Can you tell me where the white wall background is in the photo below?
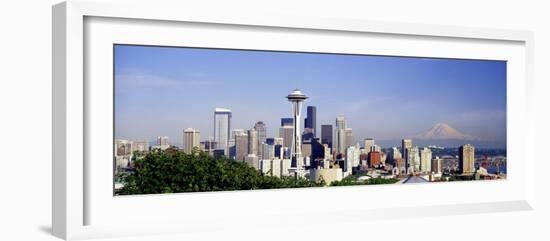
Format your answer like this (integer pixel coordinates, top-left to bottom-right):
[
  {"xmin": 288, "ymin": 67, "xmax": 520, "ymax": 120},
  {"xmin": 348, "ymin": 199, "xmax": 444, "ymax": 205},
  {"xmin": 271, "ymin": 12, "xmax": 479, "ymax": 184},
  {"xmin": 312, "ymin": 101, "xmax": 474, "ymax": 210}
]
[{"xmin": 0, "ymin": 0, "xmax": 548, "ymax": 240}]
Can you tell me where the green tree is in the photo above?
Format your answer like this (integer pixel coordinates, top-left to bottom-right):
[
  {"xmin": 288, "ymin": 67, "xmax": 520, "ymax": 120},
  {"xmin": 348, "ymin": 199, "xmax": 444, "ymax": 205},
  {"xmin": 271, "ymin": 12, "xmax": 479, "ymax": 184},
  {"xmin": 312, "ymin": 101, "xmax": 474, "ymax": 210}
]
[{"xmin": 117, "ymin": 149, "xmax": 323, "ymax": 195}]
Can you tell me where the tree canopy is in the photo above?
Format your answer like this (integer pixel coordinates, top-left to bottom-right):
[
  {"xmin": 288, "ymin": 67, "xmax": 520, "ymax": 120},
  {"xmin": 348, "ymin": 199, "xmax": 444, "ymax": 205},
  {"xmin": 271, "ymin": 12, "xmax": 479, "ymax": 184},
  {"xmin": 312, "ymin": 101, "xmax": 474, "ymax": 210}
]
[{"xmin": 117, "ymin": 149, "xmax": 323, "ymax": 195}]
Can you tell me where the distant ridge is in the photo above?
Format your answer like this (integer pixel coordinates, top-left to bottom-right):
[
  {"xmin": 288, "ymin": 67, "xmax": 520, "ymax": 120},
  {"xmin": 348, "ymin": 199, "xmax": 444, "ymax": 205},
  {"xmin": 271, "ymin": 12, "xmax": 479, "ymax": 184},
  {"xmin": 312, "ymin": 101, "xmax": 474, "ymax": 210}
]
[{"xmin": 413, "ymin": 123, "xmax": 481, "ymax": 141}]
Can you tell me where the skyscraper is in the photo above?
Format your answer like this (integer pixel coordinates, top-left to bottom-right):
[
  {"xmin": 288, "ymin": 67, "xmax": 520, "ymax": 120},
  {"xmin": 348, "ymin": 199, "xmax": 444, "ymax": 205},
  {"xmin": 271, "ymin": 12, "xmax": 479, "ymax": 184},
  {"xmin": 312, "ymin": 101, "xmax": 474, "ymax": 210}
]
[
  {"xmin": 235, "ymin": 132, "xmax": 248, "ymax": 161},
  {"xmin": 407, "ymin": 146, "xmax": 420, "ymax": 173},
  {"xmin": 302, "ymin": 128, "xmax": 314, "ymax": 142},
  {"xmin": 245, "ymin": 154, "xmax": 259, "ymax": 170},
  {"xmin": 200, "ymin": 139, "xmax": 216, "ymax": 156},
  {"xmin": 321, "ymin": 124, "xmax": 333, "ymax": 148},
  {"xmin": 286, "ymin": 89, "xmax": 308, "ymax": 169},
  {"xmin": 387, "ymin": 147, "xmax": 402, "ymax": 166},
  {"xmin": 261, "ymin": 143, "xmax": 275, "ymax": 160},
  {"xmin": 254, "ymin": 121, "xmax": 267, "ymax": 157},
  {"xmin": 301, "ymin": 141, "xmax": 312, "ymax": 158},
  {"xmin": 279, "ymin": 125, "xmax": 294, "ymax": 151},
  {"xmin": 459, "ymin": 144, "xmax": 475, "ymax": 174},
  {"xmin": 228, "ymin": 129, "xmax": 245, "ymax": 159},
  {"xmin": 309, "ymin": 138, "xmax": 325, "ymax": 162},
  {"xmin": 115, "ymin": 139, "xmax": 133, "ymax": 156},
  {"xmin": 247, "ymin": 128, "xmax": 258, "ymax": 156},
  {"xmin": 214, "ymin": 108, "xmax": 231, "ymax": 156},
  {"xmin": 336, "ymin": 116, "xmax": 346, "ymax": 128},
  {"xmin": 265, "ymin": 138, "xmax": 275, "ymax": 145},
  {"xmin": 304, "ymin": 106, "xmax": 316, "ymax": 136},
  {"xmin": 115, "ymin": 139, "xmax": 133, "ymax": 172},
  {"xmin": 183, "ymin": 128, "xmax": 200, "ymax": 154},
  {"xmin": 335, "ymin": 116, "xmax": 347, "ymax": 155},
  {"xmin": 402, "ymin": 139, "xmax": 412, "ymax": 166},
  {"xmin": 345, "ymin": 128, "xmax": 354, "ymax": 150},
  {"xmin": 364, "ymin": 138, "xmax": 375, "ymax": 152},
  {"xmin": 368, "ymin": 151, "xmax": 381, "ymax": 168},
  {"xmin": 419, "ymin": 147, "xmax": 432, "ymax": 173},
  {"xmin": 274, "ymin": 144, "xmax": 284, "ymax": 159},
  {"xmin": 344, "ymin": 145, "xmax": 360, "ymax": 176},
  {"xmin": 432, "ymin": 156, "xmax": 443, "ymax": 174},
  {"xmin": 229, "ymin": 129, "xmax": 245, "ymax": 148},
  {"xmin": 158, "ymin": 136, "xmax": 168, "ymax": 146},
  {"xmin": 157, "ymin": 136, "xmax": 170, "ymax": 150},
  {"xmin": 323, "ymin": 144, "xmax": 332, "ymax": 162},
  {"xmin": 281, "ymin": 117, "xmax": 294, "ymax": 127},
  {"xmin": 132, "ymin": 140, "xmax": 149, "ymax": 152},
  {"xmin": 273, "ymin": 137, "xmax": 284, "ymax": 146}
]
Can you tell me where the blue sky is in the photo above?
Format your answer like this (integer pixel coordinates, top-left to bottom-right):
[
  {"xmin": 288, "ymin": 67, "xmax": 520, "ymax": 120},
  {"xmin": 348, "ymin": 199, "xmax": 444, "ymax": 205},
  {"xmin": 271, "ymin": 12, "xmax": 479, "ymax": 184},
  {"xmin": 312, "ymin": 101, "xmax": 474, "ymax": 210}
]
[{"xmin": 114, "ymin": 45, "xmax": 506, "ymax": 146}]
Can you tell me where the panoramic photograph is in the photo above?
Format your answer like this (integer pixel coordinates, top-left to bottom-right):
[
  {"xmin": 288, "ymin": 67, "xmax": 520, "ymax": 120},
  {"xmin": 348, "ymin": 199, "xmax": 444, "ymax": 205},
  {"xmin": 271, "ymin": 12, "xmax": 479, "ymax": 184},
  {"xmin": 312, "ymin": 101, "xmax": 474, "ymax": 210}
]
[{"xmin": 113, "ymin": 44, "xmax": 507, "ymax": 195}]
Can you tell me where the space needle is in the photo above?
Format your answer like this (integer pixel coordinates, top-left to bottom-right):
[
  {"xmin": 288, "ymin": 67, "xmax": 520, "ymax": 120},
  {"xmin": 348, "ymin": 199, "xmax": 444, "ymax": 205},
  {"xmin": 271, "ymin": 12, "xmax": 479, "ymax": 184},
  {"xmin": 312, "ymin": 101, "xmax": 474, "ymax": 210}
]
[{"xmin": 286, "ymin": 89, "xmax": 308, "ymax": 174}]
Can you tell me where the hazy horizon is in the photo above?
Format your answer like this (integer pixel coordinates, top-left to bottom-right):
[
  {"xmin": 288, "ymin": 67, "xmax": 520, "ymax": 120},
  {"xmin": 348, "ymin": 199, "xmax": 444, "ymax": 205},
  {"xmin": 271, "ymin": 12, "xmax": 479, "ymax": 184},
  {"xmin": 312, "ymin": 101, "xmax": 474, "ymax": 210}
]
[{"xmin": 114, "ymin": 45, "xmax": 507, "ymax": 148}]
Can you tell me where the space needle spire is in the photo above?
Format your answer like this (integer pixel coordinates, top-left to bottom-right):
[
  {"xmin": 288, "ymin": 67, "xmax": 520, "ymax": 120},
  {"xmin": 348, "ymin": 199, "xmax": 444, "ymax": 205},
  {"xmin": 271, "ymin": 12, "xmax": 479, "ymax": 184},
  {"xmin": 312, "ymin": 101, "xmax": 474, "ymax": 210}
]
[{"xmin": 286, "ymin": 89, "xmax": 308, "ymax": 171}]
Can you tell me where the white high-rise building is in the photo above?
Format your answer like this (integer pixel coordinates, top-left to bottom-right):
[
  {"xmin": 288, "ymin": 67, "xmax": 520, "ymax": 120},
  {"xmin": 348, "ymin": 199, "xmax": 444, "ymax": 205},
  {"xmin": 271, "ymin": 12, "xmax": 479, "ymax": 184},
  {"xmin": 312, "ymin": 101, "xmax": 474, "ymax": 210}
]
[
  {"xmin": 380, "ymin": 152, "xmax": 387, "ymax": 165},
  {"xmin": 115, "ymin": 139, "xmax": 133, "ymax": 157},
  {"xmin": 154, "ymin": 136, "xmax": 170, "ymax": 150},
  {"xmin": 274, "ymin": 137, "xmax": 284, "ymax": 146},
  {"xmin": 271, "ymin": 159, "xmax": 282, "ymax": 177},
  {"xmin": 345, "ymin": 144, "xmax": 361, "ymax": 176},
  {"xmin": 336, "ymin": 116, "xmax": 346, "ymax": 129},
  {"xmin": 364, "ymin": 138, "xmax": 375, "ymax": 153},
  {"xmin": 133, "ymin": 140, "xmax": 149, "ymax": 152},
  {"xmin": 261, "ymin": 143, "xmax": 275, "ymax": 160},
  {"xmin": 114, "ymin": 139, "xmax": 133, "ymax": 172},
  {"xmin": 344, "ymin": 128, "xmax": 354, "ymax": 150},
  {"xmin": 280, "ymin": 158, "xmax": 292, "ymax": 176},
  {"xmin": 390, "ymin": 147, "xmax": 402, "ymax": 158},
  {"xmin": 459, "ymin": 144, "xmax": 475, "ymax": 174},
  {"xmin": 254, "ymin": 121, "xmax": 267, "ymax": 157},
  {"xmin": 335, "ymin": 116, "xmax": 347, "ymax": 155},
  {"xmin": 388, "ymin": 147, "xmax": 402, "ymax": 165},
  {"xmin": 407, "ymin": 146, "xmax": 420, "ymax": 174},
  {"xmin": 183, "ymin": 128, "xmax": 200, "ymax": 154},
  {"xmin": 432, "ymin": 156, "xmax": 443, "ymax": 174},
  {"xmin": 247, "ymin": 128, "xmax": 258, "ymax": 156},
  {"xmin": 259, "ymin": 158, "xmax": 286, "ymax": 177},
  {"xmin": 214, "ymin": 108, "xmax": 232, "ymax": 156},
  {"xmin": 260, "ymin": 159, "xmax": 272, "ymax": 175},
  {"xmin": 245, "ymin": 154, "xmax": 259, "ymax": 170},
  {"xmin": 420, "ymin": 147, "xmax": 432, "ymax": 173},
  {"xmin": 323, "ymin": 144, "xmax": 332, "ymax": 162}
]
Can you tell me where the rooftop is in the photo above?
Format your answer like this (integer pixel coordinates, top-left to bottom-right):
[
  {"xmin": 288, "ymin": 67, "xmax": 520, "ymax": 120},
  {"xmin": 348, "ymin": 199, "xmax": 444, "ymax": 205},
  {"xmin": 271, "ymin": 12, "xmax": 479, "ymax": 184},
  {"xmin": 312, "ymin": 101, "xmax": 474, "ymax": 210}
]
[{"xmin": 214, "ymin": 107, "xmax": 232, "ymax": 113}]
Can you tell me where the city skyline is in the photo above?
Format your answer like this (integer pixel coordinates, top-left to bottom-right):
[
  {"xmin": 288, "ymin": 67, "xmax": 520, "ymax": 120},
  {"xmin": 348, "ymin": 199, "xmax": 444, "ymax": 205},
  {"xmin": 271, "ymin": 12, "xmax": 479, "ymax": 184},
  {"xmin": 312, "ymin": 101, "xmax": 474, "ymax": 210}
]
[{"xmin": 114, "ymin": 45, "xmax": 506, "ymax": 148}]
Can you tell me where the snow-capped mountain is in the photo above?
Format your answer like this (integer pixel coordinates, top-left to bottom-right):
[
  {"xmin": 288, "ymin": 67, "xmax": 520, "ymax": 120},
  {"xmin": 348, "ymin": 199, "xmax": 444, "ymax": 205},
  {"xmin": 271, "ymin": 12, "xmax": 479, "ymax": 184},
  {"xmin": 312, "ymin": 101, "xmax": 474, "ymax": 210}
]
[{"xmin": 413, "ymin": 123, "xmax": 481, "ymax": 141}]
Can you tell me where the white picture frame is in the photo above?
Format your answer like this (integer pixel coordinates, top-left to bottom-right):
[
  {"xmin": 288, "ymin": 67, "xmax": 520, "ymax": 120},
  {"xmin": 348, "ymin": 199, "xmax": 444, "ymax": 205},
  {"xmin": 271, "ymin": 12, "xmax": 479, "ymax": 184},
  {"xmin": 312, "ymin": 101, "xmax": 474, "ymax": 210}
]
[{"xmin": 52, "ymin": 0, "xmax": 535, "ymax": 240}]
